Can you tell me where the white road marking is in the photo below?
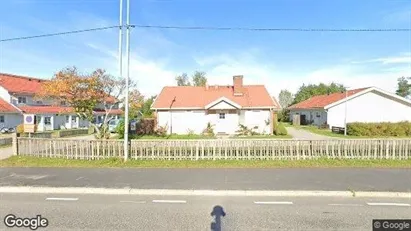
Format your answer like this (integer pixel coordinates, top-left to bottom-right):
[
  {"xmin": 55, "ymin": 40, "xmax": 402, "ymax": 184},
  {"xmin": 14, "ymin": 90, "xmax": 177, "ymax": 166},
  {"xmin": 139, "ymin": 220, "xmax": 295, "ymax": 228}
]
[
  {"xmin": 46, "ymin": 197, "xmax": 78, "ymax": 201},
  {"xmin": 367, "ymin": 202, "xmax": 410, "ymax": 207},
  {"xmin": 120, "ymin": 200, "xmax": 146, "ymax": 204},
  {"xmin": 254, "ymin": 201, "xmax": 293, "ymax": 205},
  {"xmin": 328, "ymin": 204, "xmax": 363, "ymax": 206},
  {"xmin": 75, "ymin": 177, "xmax": 84, "ymax": 181},
  {"xmin": 152, "ymin": 200, "xmax": 187, "ymax": 204}
]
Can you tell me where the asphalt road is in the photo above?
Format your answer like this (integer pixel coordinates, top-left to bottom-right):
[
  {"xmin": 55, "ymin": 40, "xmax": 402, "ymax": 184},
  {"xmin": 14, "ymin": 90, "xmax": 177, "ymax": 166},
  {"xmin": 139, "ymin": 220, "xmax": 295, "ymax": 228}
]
[
  {"xmin": 0, "ymin": 193, "xmax": 410, "ymax": 230},
  {"xmin": 0, "ymin": 167, "xmax": 410, "ymax": 192}
]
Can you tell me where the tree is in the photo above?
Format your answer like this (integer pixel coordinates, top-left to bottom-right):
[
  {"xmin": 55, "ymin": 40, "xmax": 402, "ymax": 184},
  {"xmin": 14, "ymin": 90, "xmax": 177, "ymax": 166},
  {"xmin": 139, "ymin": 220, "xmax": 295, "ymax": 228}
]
[
  {"xmin": 175, "ymin": 71, "xmax": 208, "ymax": 86},
  {"xmin": 175, "ymin": 73, "xmax": 191, "ymax": 86},
  {"xmin": 191, "ymin": 71, "xmax": 207, "ymax": 86},
  {"xmin": 293, "ymin": 82, "xmax": 346, "ymax": 104},
  {"xmin": 36, "ymin": 66, "xmax": 134, "ymax": 139},
  {"xmin": 141, "ymin": 95, "xmax": 156, "ymax": 117},
  {"xmin": 278, "ymin": 90, "xmax": 293, "ymax": 109},
  {"xmin": 396, "ymin": 77, "xmax": 411, "ymax": 98},
  {"xmin": 128, "ymin": 89, "xmax": 144, "ymax": 119}
]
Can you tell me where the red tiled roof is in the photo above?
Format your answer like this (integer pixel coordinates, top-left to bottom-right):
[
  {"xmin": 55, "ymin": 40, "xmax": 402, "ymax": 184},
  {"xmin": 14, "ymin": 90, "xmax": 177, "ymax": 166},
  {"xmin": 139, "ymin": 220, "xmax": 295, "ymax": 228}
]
[
  {"xmin": 18, "ymin": 105, "xmax": 74, "ymax": 114},
  {"xmin": 152, "ymin": 85, "xmax": 278, "ymax": 109},
  {"xmin": 93, "ymin": 109, "xmax": 123, "ymax": 115},
  {"xmin": 288, "ymin": 88, "xmax": 370, "ymax": 110},
  {"xmin": 0, "ymin": 73, "xmax": 118, "ymax": 104},
  {"xmin": 0, "ymin": 73, "xmax": 46, "ymax": 94},
  {"xmin": 0, "ymin": 98, "xmax": 20, "ymax": 113}
]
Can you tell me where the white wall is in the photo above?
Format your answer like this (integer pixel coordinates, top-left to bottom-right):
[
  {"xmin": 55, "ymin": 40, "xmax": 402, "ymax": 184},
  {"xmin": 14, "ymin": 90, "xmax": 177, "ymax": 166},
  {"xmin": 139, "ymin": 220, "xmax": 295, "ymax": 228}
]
[
  {"xmin": 157, "ymin": 109, "xmax": 272, "ymax": 135},
  {"xmin": 289, "ymin": 109, "xmax": 327, "ymax": 126},
  {"xmin": 157, "ymin": 110, "xmax": 207, "ymax": 134},
  {"xmin": 243, "ymin": 110, "xmax": 271, "ymax": 134},
  {"xmin": 0, "ymin": 114, "xmax": 23, "ymax": 129},
  {"xmin": 327, "ymin": 90, "xmax": 411, "ymax": 128},
  {"xmin": 0, "ymin": 86, "xmax": 11, "ymax": 102}
]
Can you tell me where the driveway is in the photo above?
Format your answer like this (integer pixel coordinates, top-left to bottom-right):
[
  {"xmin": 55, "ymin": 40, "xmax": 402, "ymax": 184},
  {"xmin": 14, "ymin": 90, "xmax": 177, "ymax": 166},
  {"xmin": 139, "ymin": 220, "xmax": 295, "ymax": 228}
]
[
  {"xmin": 0, "ymin": 146, "xmax": 12, "ymax": 160},
  {"xmin": 286, "ymin": 127, "xmax": 337, "ymax": 140}
]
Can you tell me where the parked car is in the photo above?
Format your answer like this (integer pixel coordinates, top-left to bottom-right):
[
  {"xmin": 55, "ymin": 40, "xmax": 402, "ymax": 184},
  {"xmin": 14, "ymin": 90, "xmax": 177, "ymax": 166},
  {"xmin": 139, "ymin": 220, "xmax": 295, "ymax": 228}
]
[{"xmin": 108, "ymin": 119, "xmax": 121, "ymax": 133}]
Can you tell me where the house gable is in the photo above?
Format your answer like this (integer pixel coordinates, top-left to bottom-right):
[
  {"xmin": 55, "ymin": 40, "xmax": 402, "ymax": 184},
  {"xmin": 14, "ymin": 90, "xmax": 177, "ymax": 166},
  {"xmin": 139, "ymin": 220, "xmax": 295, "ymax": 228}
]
[
  {"xmin": 205, "ymin": 97, "xmax": 242, "ymax": 110},
  {"xmin": 324, "ymin": 87, "xmax": 411, "ymax": 110}
]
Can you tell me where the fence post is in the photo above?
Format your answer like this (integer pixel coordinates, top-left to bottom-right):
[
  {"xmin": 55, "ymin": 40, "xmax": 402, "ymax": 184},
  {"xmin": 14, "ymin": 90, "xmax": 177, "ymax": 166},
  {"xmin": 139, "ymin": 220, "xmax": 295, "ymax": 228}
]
[{"xmin": 12, "ymin": 132, "xmax": 18, "ymax": 155}]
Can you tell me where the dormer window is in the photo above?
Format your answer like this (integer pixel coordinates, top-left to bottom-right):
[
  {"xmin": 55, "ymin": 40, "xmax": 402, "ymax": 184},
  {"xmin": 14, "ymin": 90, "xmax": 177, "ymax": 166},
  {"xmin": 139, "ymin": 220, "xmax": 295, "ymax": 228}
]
[{"xmin": 18, "ymin": 97, "xmax": 26, "ymax": 104}]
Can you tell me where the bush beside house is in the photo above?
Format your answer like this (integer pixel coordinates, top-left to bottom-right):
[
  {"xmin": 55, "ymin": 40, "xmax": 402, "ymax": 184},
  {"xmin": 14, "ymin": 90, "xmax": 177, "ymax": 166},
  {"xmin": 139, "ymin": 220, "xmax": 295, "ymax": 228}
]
[
  {"xmin": 347, "ymin": 122, "xmax": 411, "ymax": 137},
  {"xmin": 274, "ymin": 122, "xmax": 288, "ymax": 136}
]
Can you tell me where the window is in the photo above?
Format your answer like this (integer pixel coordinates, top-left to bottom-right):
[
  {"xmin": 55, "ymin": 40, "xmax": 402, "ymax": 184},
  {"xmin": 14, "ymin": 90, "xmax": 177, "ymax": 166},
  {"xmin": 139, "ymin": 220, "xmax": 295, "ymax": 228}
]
[
  {"xmin": 0, "ymin": 116, "xmax": 4, "ymax": 123},
  {"xmin": 18, "ymin": 97, "xmax": 26, "ymax": 104},
  {"xmin": 72, "ymin": 116, "xmax": 77, "ymax": 122},
  {"xmin": 61, "ymin": 101, "xmax": 66, "ymax": 106},
  {"xmin": 65, "ymin": 116, "xmax": 70, "ymax": 123},
  {"xmin": 219, "ymin": 113, "xmax": 225, "ymax": 119},
  {"xmin": 36, "ymin": 101, "xmax": 42, "ymax": 104},
  {"xmin": 44, "ymin": 117, "xmax": 51, "ymax": 125},
  {"xmin": 316, "ymin": 112, "xmax": 321, "ymax": 118}
]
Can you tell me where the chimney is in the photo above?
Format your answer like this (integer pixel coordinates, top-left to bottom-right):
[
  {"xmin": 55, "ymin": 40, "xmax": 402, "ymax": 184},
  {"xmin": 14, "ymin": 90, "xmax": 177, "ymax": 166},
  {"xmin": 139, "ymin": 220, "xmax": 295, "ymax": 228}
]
[{"xmin": 233, "ymin": 75, "xmax": 243, "ymax": 96}]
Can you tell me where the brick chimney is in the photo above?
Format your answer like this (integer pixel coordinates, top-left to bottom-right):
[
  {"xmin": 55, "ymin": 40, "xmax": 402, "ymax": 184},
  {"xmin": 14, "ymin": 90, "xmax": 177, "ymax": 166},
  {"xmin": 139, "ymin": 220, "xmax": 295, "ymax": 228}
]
[{"xmin": 233, "ymin": 75, "xmax": 243, "ymax": 96}]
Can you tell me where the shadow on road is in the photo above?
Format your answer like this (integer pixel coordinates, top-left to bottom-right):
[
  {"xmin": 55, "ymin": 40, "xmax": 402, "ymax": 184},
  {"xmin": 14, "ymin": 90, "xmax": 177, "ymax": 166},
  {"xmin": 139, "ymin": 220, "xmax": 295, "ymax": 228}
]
[{"xmin": 211, "ymin": 205, "xmax": 226, "ymax": 231}]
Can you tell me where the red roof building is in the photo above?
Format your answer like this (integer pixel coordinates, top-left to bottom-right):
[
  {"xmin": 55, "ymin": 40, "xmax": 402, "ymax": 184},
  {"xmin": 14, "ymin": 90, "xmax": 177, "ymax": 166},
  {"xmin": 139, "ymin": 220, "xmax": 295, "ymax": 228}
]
[
  {"xmin": 287, "ymin": 87, "xmax": 411, "ymax": 128},
  {"xmin": 152, "ymin": 75, "xmax": 280, "ymax": 135}
]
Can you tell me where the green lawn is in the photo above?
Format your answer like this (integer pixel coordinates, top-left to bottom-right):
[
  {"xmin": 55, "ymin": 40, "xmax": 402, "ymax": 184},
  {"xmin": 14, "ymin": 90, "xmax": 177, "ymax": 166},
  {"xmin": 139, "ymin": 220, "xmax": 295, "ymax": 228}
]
[{"xmin": 1, "ymin": 156, "xmax": 410, "ymax": 168}]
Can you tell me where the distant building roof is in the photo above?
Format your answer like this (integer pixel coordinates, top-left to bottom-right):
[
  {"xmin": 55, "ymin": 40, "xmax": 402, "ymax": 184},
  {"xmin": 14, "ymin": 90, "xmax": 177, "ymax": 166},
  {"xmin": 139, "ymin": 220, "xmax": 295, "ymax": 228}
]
[
  {"xmin": 288, "ymin": 88, "xmax": 370, "ymax": 110},
  {"xmin": 0, "ymin": 73, "xmax": 46, "ymax": 94}
]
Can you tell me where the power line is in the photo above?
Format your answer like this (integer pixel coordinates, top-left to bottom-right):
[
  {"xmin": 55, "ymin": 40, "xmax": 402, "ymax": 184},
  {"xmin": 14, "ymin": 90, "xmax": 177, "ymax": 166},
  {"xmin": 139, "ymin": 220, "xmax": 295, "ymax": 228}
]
[
  {"xmin": 2, "ymin": 24, "xmax": 411, "ymax": 42},
  {"xmin": 134, "ymin": 25, "xmax": 411, "ymax": 32},
  {"xmin": 0, "ymin": 25, "xmax": 121, "ymax": 42}
]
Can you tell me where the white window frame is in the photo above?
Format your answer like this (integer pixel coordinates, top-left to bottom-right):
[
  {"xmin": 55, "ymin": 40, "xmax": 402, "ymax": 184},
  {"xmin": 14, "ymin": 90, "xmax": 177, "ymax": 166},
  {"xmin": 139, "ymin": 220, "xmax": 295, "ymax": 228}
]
[
  {"xmin": 219, "ymin": 113, "xmax": 225, "ymax": 119},
  {"xmin": 44, "ymin": 117, "xmax": 52, "ymax": 125},
  {"xmin": 18, "ymin": 96, "xmax": 26, "ymax": 104}
]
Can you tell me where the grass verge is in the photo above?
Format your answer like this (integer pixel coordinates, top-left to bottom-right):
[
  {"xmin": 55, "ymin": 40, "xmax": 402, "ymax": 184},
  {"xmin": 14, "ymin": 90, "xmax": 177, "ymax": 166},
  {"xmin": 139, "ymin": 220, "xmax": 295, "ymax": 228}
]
[{"xmin": 1, "ymin": 156, "xmax": 410, "ymax": 168}]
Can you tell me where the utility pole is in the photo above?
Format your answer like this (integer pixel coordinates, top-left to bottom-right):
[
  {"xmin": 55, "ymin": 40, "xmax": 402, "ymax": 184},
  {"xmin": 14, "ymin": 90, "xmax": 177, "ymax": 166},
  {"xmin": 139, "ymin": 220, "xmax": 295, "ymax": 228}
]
[{"xmin": 123, "ymin": 0, "xmax": 131, "ymax": 161}]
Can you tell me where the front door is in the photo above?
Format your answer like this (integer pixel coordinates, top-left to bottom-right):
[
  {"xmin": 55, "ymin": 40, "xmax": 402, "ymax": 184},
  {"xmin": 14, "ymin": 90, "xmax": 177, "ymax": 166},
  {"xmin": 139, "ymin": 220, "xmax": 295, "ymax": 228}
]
[{"xmin": 215, "ymin": 110, "xmax": 227, "ymax": 134}]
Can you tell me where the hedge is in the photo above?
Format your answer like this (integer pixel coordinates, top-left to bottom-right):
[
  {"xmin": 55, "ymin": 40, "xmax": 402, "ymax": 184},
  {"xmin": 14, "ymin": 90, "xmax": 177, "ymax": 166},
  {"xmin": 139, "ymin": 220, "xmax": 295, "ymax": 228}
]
[
  {"xmin": 274, "ymin": 122, "xmax": 288, "ymax": 136},
  {"xmin": 347, "ymin": 122, "xmax": 411, "ymax": 137}
]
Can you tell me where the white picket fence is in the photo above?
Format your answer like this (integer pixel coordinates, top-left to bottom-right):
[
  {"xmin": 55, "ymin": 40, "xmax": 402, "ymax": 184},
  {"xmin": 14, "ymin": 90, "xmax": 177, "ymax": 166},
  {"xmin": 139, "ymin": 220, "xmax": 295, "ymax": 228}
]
[{"xmin": 16, "ymin": 137, "xmax": 411, "ymax": 160}]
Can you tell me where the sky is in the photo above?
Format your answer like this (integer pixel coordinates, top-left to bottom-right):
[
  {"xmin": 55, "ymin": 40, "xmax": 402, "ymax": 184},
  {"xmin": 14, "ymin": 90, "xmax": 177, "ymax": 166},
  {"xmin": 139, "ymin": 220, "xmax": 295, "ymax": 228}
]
[{"xmin": 1, "ymin": 0, "xmax": 411, "ymax": 98}]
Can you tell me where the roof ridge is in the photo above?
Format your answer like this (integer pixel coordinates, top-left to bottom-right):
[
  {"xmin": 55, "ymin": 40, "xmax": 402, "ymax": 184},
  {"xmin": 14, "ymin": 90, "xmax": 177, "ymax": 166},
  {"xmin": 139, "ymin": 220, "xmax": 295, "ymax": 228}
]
[{"xmin": 0, "ymin": 72, "xmax": 46, "ymax": 81}]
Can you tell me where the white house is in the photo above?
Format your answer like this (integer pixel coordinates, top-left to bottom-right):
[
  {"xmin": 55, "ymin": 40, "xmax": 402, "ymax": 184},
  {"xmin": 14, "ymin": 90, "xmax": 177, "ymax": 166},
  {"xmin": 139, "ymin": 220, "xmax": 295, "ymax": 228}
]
[
  {"xmin": 151, "ymin": 75, "xmax": 281, "ymax": 135},
  {"xmin": 288, "ymin": 87, "xmax": 411, "ymax": 128},
  {"xmin": 0, "ymin": 73, "xmax": 123, "ymax": 132}
]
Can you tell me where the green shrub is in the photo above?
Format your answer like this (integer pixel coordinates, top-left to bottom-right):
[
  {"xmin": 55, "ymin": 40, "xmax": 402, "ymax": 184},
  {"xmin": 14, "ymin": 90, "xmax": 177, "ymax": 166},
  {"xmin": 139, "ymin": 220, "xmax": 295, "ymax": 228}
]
[
  {"xmin": 274, "ymin": 123, "xmax": 288, "ymax": 136},
  {"xmin": 116, "ymin": 120, "xmax": 125, "ymax": 139},
  {"xmin": 347, "ymin": 122, "xmax": 411, "ymax": 137}
]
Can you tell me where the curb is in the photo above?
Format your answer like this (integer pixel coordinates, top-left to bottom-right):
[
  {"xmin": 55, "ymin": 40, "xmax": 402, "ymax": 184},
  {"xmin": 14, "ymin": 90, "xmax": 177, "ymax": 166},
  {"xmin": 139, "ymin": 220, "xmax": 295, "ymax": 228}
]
[{"xmin": 0, "ymin": 187, "xmax": 410, "ymax": 198}]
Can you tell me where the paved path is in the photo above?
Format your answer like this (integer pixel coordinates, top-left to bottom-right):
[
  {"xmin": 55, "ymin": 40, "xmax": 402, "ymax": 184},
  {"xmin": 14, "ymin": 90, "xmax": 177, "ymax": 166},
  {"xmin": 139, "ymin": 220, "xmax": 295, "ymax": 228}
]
[
  {"xmin": 286, "ymin": 127, "xmax": 337, "ymax": 140},
  {"xmin": 0, "ymin": 146, "xmax": 12, "ymax": 160},
  {"xmin": 0, "ymin": 168, "xmax": 410, "ymax": 192},
  {"xmin": 1, "ymin": 194, "xmax": 410, "ymax": 230}
]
